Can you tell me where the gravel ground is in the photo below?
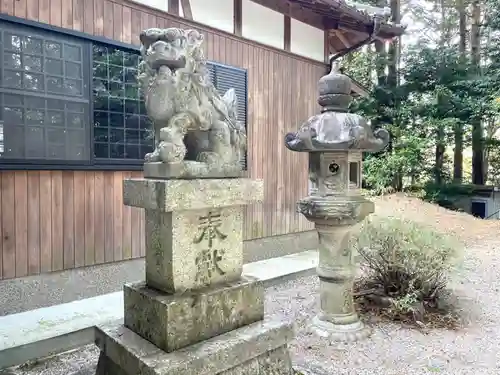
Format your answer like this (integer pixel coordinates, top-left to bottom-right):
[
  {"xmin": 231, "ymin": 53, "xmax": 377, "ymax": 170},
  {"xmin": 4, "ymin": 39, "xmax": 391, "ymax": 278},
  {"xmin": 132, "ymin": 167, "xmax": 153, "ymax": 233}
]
[
  {"xmin": 275, "ymin": 241, "xmax": 500, "ymax": 375},
  {"xmin": 3, "ymin": 239, "xmax": 500, "ymax": 374}
]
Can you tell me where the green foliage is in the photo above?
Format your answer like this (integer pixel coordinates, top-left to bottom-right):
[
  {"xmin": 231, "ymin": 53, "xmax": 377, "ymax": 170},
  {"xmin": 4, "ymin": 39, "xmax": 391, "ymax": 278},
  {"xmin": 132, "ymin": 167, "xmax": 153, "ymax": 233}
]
[
  {"xmin": 352, "ymin": 216, "xmax": 462, "ymax": 325},
  {"xmin": 487, "ymin": 140, "xmax": 500, "ymax": 185},
  {"xmin": 352, "ymin": 38, "xmax": 500, "ymax": 194},
  {"xmin": 340, "ymin": 48, "xmax": 375, "ymax": 91},
  {"xmin": 339, "ymin": 0, "xmax": 500, "ymax": 196},
  {"xmin": 363, "ymin": 133, "xmax": 433, "ymax": 194},
  {"xmin": 422, "ymin": 182, "xmax": 475, "ymax": 210}
]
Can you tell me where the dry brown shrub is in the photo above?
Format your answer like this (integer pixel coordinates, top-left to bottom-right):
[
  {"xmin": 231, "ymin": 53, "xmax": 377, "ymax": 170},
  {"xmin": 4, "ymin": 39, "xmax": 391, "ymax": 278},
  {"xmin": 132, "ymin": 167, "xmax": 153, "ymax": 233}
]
[{"xmin": 351, "ymin": 215, "xmax": 463, "ymax": 330}]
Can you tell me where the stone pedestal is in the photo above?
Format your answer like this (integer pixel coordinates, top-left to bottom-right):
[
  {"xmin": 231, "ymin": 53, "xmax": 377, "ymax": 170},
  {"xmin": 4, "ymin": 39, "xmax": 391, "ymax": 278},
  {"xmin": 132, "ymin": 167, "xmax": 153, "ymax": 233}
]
[
  {"xmin": 95, "ymin": 177, "xmax": 295, "ymax": 375},
  {"xmin": 95, "ymin": 319, "xmax": 293, "ymax": 375},
  {"xmin": 144, "ymin": 161, "xmax": 245, "ymax": 180},
  {"xmin": 122, "ymin": 178, "xmax": 262, "ymax": 293}
]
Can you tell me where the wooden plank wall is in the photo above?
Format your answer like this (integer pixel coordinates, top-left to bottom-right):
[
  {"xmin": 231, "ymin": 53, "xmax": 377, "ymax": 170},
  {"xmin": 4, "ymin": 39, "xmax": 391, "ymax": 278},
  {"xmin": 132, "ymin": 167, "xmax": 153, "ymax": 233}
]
[
  {"xmin": 0, "ymin": 171, "xmax": 145, "ymax": 279},
  {"xmin": 0, "ymin": 0, "xmax": 324, "ymax": 279}
]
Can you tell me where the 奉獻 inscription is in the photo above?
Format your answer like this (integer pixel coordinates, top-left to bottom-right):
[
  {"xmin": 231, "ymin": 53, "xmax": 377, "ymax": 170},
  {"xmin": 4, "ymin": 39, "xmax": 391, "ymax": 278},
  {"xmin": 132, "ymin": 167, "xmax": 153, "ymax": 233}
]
[
  {"xmin": 193, "ymin": 211, "xmax": 228, "ymax": 285},
  {"xmin": 194, "ymin": 211, "xmax": 228, "ymax": 246}
]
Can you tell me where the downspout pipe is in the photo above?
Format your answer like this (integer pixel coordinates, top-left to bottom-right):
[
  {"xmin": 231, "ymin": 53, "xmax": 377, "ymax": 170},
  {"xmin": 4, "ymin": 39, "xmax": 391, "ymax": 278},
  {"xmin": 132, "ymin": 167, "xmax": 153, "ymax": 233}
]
[{"xmin": 328, "ymin": 14, "xmax": 384, "ymax": 71}]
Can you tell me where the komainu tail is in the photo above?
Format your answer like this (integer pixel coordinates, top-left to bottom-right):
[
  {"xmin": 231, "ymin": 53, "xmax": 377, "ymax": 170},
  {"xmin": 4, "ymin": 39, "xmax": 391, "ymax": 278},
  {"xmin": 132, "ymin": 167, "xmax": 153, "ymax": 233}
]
[{"xmin": 221, "ymin": 88, "xmax": 238, "ymax": 121}]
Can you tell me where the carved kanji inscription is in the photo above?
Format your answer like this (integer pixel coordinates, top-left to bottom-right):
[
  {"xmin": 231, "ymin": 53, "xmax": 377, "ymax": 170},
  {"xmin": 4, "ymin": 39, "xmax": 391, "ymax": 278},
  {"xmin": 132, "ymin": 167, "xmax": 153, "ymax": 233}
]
[{"xmin": 193, "ymin": 211, "xmax": 228, "ymax": 285}]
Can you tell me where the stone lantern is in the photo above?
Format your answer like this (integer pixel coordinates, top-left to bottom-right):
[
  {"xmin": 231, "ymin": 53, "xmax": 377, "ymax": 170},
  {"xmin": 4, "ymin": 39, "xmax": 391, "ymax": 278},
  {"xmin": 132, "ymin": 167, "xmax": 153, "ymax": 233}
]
[{"xmin": 284, "ymin": 65, "xmax": 389, "ymax": 342}]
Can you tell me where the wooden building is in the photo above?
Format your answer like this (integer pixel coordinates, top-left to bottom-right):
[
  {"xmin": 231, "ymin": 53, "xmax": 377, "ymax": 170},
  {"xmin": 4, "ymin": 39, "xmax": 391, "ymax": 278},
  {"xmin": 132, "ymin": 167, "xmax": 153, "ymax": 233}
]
[{"xmin": 0, "ymin": 0, "xmax": 403, "ymax": 281}]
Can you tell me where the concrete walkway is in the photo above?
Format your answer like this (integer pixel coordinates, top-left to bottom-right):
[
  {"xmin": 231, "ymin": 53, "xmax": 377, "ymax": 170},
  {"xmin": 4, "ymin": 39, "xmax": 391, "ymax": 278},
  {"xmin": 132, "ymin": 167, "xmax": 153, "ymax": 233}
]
[{"xmin": 0, "ymin": 250, "xmax": 318, "ymax": 370}]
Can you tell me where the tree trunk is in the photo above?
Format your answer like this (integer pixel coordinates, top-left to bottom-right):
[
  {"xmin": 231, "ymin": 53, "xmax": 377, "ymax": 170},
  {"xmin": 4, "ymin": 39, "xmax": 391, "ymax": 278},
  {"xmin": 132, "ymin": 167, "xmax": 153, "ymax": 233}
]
[
  {"xmin": 435, "ymin": 125, "xmax": 446, "ymax": 185},
  {"xmin": 387, "ymin": 0, "xmax": 401, "ymax": 190},
  {"xmin": 434, "ymin": 0, "xmax": 447, "ymax": 184},
  {"xmin": 483, "ymin": 24, "xmax": 495, "ymax": 184},
  {"xmin": 387, "ymin": 0, "xmax": 400, "ymax": 88},
  {"xmin": 374, "ymin": 43, "xmax": 386, "ymax": 87},
  {"xmin": 363, "ymin": 44, "xmax": 375, "ymax": 90},
  {"xmin": 484, "ymin": 145, "xmax": 490, "ymax": 184},
  {"xmin": 453, "ymin": 0, "xmax": 467, "ymax": 183},
  {"xmin": 471, "ymin": 0, "xmax": 484, "ymax": 185},
  {"xmin": 483, "ymin": 118, "xmax": 498, "ymax": 183},
  {"xmin": 375, "ymin": 0, "xmax": 387, "ymax": 88}
]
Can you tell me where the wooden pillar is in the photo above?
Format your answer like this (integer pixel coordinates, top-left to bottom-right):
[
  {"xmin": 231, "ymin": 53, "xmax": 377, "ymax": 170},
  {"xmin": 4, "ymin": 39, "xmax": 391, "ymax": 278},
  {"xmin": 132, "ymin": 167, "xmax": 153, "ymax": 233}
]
[
  {"xmin": 180, "ymin": 0, "xmax": 193, "ymax": 19},
  {"xmin": 284, "ymin": 15, "xmax": 291, "ymax": 51},
  {"xmin": 168, "ymin": 0, "xmax": 179, "ymax": 15},
  {"xmin": 234, "ymin": 0, "xmax": 242, "ymax": 36},
  {"xmin": 324, "ymin": 30, "xmax": 330, "ymax": 65}
]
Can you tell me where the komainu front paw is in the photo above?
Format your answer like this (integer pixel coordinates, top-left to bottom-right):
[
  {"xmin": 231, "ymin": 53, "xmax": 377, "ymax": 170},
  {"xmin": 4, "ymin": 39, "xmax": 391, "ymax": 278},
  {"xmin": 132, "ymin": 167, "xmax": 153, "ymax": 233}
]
[
  {"xmin": 158, "ymin": 141, "xmax": 186, "ymax": 162},
  {"xmin": 145, "ymin": 151, "xmax": 160, "ymax": 162}
]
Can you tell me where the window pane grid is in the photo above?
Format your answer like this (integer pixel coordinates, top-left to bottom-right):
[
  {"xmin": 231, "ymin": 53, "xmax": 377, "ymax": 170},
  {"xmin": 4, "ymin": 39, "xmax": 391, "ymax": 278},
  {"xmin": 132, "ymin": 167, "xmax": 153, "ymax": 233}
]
[
  {"xmin": 92, "ymin": 43, "xmax": 153, "ymax": 161},
  {"xmin": 1, "ymin": 32, "xmax": 84, "ymax": 98},
  {"xmin": 0, "ymin": 93, "xmax": 87, "ymax": 159},
  {"xmin": 0, "ymin": 21, "xmax": 247, "ymax": 167},
  {"xmin": 0, "ymin": 22, "xmax": 89, "ymax": 162}
]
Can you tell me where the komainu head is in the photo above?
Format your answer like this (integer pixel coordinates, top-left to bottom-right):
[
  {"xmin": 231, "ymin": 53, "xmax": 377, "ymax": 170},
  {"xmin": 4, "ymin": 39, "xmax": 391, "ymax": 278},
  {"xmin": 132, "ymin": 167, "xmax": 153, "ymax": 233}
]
[{"xmin": 139, "ymin": 28, "xmax": 204, "ymax": 72}]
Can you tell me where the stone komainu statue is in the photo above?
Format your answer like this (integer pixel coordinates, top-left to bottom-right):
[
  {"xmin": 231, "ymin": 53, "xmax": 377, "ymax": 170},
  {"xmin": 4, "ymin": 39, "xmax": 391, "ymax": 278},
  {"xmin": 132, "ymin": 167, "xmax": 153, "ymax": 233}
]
[{"xmin": 138, "ymin": 28, "xmax": 246, "ymax": 173}]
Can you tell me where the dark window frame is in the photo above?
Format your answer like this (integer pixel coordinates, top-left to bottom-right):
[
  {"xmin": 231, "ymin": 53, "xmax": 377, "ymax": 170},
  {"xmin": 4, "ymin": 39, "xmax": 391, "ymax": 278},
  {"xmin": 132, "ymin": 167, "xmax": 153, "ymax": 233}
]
[{"xmin": 0, "ymin": 13, "xmax": 249, "ymax": 171}]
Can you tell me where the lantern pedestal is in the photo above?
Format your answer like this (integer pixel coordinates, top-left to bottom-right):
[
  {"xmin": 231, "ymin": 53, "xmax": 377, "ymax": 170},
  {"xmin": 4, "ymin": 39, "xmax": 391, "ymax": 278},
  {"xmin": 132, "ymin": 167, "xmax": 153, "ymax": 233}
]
[
  {"xmin": 298, "ymin": 194, "xmax": 374, "ymax": 342},
  {"xmin": 311, "ymin": 316, "xmax": 370, "ymax": 342}
]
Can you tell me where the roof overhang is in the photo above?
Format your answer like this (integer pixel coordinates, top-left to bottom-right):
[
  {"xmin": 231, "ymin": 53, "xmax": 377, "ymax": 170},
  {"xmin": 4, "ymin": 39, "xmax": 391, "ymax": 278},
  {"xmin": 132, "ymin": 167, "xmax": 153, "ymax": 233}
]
[{"xmin": 287, "ymin": 0, "xmax": 406, "ymax": 55}]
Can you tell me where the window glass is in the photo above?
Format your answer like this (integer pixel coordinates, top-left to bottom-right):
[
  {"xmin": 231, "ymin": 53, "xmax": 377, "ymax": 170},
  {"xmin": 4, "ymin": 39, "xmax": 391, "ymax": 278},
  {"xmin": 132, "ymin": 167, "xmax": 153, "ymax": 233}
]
[
  {"xmin": 212, "ymin": 64, "xmax": 248, "ymax": 126},
  {"xmin": 0, "ymin": 21, "xmax": 248, "ymax": 168},
  {"xmin": 92, "ymin": 44, "xmax": 154, "ymax": 160},
  {"xmin": 0, "ymin": 23, "xmax": 89, "ymax": 161},
  {"xmin": 212, "ymin": 64, "xmax": 248, "ymax": 170}
]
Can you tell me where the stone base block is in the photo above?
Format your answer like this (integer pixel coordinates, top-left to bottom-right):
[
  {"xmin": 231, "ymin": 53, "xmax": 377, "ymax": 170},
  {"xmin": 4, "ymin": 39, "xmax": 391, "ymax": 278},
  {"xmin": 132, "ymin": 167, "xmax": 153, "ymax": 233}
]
[
  {"xmin": 144, "ymin": 161, "xmax": 245, "ymax": 180},
  {"xmin": 123, "ymin": 178, "xmax": 263, "ymax": 212},
  {"xmin": 95, "ymin": 319, "xmax": 294, "ymax": 375},
  {"xmin": 124, "ymin": 277, "xmax": 264, "ymax": 352},
  {"xmin": 143, "ymin": 206, "xmax": 245, "ymax": 293},
  {"xmin": 310, "ymin": 315, "xmax": 371, "ymax": 343},
  {"xmin": 122, "ymin": 177, "xmax": 264, "ymax": 293}
]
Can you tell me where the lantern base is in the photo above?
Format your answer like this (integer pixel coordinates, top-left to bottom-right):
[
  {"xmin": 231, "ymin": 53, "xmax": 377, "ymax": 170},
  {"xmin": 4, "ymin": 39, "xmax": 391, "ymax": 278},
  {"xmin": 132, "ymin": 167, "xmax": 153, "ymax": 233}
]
[{"xmin": 310, "ymin": 315, "xmax": 372, "ymax": 342}]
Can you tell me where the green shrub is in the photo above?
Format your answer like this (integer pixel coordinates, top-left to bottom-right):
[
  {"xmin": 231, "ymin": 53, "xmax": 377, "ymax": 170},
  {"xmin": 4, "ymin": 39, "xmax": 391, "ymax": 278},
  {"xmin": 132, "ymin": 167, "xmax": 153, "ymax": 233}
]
[{"xmin": 351, "ymin": 216, "xmax": 463, "ymax": 327}]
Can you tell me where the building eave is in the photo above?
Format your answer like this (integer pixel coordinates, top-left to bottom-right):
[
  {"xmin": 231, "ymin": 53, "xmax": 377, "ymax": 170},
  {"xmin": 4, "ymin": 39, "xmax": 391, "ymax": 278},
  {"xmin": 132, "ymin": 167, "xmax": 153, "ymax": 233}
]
[
  {"xmin": 287, "ymin": 0, "xmax": 406, "ymax": 56},
  {"xmin": 288, "ymin": 0, "xmax": 405, "ymax": 36}
]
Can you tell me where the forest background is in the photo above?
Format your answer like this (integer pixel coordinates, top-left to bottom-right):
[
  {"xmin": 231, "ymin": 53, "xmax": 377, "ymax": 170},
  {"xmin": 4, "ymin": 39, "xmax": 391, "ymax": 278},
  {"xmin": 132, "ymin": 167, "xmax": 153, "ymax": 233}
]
[{"xmin": 345, "ymin": 0, "xmax": 500, "ymax": 207}]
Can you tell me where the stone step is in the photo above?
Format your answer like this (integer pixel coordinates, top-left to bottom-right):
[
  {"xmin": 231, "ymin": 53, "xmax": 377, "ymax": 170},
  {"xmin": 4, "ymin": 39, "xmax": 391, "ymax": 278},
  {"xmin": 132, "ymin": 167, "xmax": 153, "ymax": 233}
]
[{"xmin": 0, "ymin": 250, "xmax": 318, "ymax": 370}]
